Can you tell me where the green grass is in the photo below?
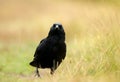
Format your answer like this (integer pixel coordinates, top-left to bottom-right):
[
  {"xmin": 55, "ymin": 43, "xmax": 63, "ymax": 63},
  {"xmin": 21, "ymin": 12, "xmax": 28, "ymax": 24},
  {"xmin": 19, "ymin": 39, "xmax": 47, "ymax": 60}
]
[{"xmin": 0, "ymin": 0, "xmax": 120, "ymax": 82}]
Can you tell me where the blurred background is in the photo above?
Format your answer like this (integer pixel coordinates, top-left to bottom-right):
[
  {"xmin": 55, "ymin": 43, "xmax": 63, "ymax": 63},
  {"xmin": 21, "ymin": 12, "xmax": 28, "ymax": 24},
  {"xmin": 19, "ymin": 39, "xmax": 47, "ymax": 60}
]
[{"xmin": 0, "ymin": 0, "xmax": 120, "ymax": 82}]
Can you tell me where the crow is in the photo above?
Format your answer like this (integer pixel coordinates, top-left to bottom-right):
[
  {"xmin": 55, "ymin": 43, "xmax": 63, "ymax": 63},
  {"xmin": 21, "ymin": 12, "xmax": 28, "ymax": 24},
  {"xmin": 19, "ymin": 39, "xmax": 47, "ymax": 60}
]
[{"xmin": 30, "ymin": 23, "xmax": 66, "ymax": 77}]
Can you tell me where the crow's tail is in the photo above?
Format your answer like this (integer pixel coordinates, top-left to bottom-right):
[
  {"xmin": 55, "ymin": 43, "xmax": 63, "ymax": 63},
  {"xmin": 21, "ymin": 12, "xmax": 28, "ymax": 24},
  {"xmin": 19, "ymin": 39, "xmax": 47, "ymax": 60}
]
[{"xmin": 29, "ymin": 61, "xmax": 38, "ymax": 67}]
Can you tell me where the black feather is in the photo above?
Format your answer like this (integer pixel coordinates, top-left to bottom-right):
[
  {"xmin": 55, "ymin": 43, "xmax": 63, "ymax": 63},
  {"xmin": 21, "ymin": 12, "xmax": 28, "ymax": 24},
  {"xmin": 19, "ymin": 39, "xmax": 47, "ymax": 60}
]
[{"xmin": 30, "ymin": 23, "xmax": 66, "ymax": 75}]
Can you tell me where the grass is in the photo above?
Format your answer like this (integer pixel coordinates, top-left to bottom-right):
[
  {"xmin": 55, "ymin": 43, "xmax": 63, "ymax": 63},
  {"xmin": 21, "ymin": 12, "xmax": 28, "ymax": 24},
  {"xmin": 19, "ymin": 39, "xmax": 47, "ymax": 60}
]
[{"xmin": 0, "ymin": 0, "xmax": 120, "ymax": 82}]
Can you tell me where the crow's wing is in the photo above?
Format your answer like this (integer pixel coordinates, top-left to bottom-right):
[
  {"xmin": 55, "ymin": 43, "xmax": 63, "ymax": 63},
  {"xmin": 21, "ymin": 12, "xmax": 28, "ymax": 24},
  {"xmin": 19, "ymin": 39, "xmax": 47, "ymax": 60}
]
[{"xmin": 34, "ymin": 38, "xmax": 47, "ymax": 57}]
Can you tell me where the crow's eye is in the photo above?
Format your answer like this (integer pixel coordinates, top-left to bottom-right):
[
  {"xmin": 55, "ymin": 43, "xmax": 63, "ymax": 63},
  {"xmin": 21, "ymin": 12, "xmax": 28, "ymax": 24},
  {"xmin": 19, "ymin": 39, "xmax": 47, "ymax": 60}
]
[
  {"xmin": 59, "ymin": 25, "xmax": 62, "ymax": 29},
  {"xmin": 53, "ymin": 24, "xmax": 56, "ymax": 27}
]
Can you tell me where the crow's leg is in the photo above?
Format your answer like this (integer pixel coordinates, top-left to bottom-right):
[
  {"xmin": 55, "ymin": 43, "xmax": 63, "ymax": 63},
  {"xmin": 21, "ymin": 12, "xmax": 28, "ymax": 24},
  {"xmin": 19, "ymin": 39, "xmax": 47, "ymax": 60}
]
[
  {"xmin": 35, "ymin": 67, "xmax": 40, "ymax": 77},
  {"xmin": 50, "ymin": 60, "xmax": 55, "ymax": 75},
  {"xmin": 50, "ymin": 67, "xmax": 55, "ymax": 75},
  {"xmin": 50, "ymin": 60, "xmax": 59, "ymax": 75}
]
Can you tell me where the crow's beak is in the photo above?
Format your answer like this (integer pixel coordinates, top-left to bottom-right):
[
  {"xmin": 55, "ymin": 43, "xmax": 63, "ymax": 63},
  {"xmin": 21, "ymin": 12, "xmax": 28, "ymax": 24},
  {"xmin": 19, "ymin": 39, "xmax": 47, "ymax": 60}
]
[{"xmin": 55, "ymin": 25, "xmax": 59, "ymax": 30}]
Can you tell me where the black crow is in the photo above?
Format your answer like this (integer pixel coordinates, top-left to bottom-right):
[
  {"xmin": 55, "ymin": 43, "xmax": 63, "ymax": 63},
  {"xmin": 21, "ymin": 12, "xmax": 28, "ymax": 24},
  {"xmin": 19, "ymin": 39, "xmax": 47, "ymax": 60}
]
[{"xmin": 30, "ymin": 23, "xmax": 66, "ymax": 77}]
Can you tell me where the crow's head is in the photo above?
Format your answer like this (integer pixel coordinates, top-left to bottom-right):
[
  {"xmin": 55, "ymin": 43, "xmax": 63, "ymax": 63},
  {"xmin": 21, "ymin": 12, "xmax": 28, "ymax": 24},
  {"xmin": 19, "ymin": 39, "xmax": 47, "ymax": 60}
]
[{"xmin": 48, "ymin": 23, "xmax": 65, "ymax": 37}]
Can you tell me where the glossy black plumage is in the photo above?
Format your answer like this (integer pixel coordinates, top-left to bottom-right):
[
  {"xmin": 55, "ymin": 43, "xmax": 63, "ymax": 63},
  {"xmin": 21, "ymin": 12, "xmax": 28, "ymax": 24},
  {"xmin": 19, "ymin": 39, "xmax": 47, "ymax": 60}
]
[{"xmin": 30, "ymin": 23, "xmax": 66, "ymax": 77}]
